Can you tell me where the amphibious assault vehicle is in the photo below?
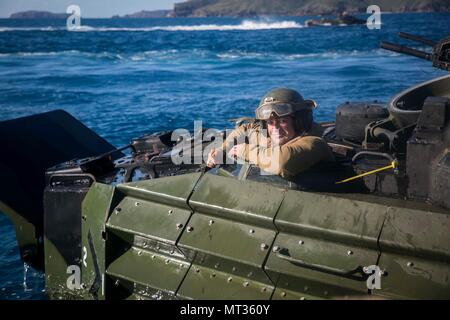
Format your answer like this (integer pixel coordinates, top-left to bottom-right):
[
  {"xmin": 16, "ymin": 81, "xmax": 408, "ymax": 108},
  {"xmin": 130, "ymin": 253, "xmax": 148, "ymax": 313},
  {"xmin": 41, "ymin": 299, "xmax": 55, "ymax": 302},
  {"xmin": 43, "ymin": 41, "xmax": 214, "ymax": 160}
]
[
  {"xmin": 304, "ymin": 13, "xmax": 366, "ymax": 27},
  {"xmin": 1, "ymin": 33, "xmax": 450, "ymax": 300}
]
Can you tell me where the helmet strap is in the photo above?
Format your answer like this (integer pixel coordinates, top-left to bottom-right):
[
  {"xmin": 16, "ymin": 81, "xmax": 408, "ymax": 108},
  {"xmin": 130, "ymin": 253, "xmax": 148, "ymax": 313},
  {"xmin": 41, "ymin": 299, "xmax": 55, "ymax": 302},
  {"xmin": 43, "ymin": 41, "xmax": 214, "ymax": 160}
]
[{"xmin": 295, "ymin": 111, "xmax": 313, "ymax": 135}]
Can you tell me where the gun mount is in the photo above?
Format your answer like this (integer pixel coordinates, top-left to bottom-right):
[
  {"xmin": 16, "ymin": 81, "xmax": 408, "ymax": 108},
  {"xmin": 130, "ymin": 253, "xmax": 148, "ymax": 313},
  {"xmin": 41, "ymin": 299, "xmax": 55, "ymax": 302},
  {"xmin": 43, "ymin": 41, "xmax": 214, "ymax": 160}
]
[{"xmin": 381, "ymin": 32, "xmax": 450, "ymax": 71}]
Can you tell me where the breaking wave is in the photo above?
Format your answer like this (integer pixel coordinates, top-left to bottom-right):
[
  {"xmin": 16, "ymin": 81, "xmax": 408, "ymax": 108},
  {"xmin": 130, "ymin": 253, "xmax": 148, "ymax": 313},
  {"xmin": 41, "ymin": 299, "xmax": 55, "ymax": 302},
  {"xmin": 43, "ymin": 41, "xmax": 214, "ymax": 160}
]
[
  {"xmin": 145, "ymin": 20, "xmax": 304, "ymax": 31},
  {"xmin": 0, "ymin": 20, "xmax": 303, "ymax": 32},
  {"xmin": 0, "ymin": 26, "xmax": 57, "ymax": 32}
]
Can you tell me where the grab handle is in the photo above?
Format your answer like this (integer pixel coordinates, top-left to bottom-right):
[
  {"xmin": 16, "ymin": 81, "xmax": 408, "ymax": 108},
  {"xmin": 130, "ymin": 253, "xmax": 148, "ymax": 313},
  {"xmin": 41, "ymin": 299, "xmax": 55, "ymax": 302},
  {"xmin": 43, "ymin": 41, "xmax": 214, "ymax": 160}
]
[{"xmin": 276, "ymin": 250, "xmax": 362, "ymax": 277}]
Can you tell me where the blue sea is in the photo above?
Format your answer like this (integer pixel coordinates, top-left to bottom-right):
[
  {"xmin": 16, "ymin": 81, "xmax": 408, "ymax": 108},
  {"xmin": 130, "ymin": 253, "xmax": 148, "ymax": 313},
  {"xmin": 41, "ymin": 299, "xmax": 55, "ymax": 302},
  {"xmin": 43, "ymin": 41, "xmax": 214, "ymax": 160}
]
[{"xmin": 0, "ymin": 12, "xmax": 449, "ymax": 300}]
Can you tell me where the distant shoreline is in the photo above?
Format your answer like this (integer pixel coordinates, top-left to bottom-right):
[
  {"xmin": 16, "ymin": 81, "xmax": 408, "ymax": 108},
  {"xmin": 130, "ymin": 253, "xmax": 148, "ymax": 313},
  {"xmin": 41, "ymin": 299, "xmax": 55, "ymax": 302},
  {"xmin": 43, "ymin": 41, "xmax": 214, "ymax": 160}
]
[
  {"xmin": 5, "ymin": 9, "xmax": 449, "ymax": 19},
  {"xmin": 8, "ymin": 10, "xmax": 173, "ymax": 19}
]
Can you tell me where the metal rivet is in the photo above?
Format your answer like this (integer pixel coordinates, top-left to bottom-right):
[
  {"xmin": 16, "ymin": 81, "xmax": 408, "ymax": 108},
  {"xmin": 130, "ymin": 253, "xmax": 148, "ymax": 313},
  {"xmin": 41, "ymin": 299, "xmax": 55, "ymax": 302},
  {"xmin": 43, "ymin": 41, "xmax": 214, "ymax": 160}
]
[
  {"xmin": 347, "ymin": 250, "xmax": 353, "ymax": 256},
  {"xmin": 380, "ymin": 270, "xmax": 386, "ymax": 276},
  {"xmin": 298, "ymin": 240, "xmax": 304, "ymax": 245},
  {"xmin": 249, "ymin": 229, "xmax": 255, "ymax": 234},
  {"xmin": 407, "ymin": 262, "xmax": 414, "ymax": 267},
  {"xmin": 81, "ymin": 283, "xmax": 87, "ymax": 289},
  {"xmin": 156, "ymin": 246, "xmax": 160, "ymax": 251},
  {"xmin": 260, "ymin": 243, "xmax": 268, "ymax": 250},
  {"xmin": 135, "ymin": 202, "xmax": 140, "ymax": 206},
  {"xmin": 82, "ymin": 216, "xmax": 86, "ymax": 221},
  {"xmin": 209, "ymin": 220, "xmax": 214, "ymax": 226},
  {"xmin": 179, "ymin": 264, "xmax": 184, "ymax": 268},
  {"xmin": 232, "ymin": 267, "xmax": 237, "ymax": 272},
  {"xmin": 281, "ymin": 292, "xmax": 286, "ymax": 297},
  {"xmin": 170, "ymin": 250, "xmax": 175, "ymax": 254},
  {"xmin": 114, "ymin": 280, "xmax": 120, "ymax": 287},
  {"xmin": 243, "ymin": 281, "xmax": 249, "ymax": 287},
  {"xmin": 165, "ymin": 259, "xmax": 170, "ymax": 264},
  {"xmin": 195, "ymin": 268, "xmax": 200, "ymax": 273},
  {"xmin": 151, "ymin": 255, "xmax": 155, "ymax": 259},
  {"xmin": 247, "ymin": 272, "xmax": 253, "ymax": 277},
  {"xmin": 261, "ymin": 287, "xmax": 267, "ymax": 292},
  {"xmin": 142, "ymin": 241, "xmax": 147, "ymax": 247},
  {"xmin": 168, "ymin": 209, "xmax": 173, "ymax": 214},
  {"xmin": 272, "ymin": 246, "xmax": 280, "ymax": 252},
  {"xmin": 187, "ymin": 226, "xmax": 194, "ymax": 232},
  {"xmin": 176, "ymin": 223, "xmax": 183, "ymax": 230},
  {"xmin": 115, "ymin": 207, "xmax": 121, "ymax": 214},
  {"xmin": 138, "ymin": 250, "xmax": 143, "ymax": 256},
  {"xmin": 215, "ymin": 263, "xmax": 220, "ymax": 269},
  {"xmin": 300, "ymin": 297, "xmax": 306, "ymax": 300},
  {"xmin": 227, "ymin": 277, "xmax": 233, "ymax": 283},
  {"xmin": 211, "ymin": 273, "xmax": 216, "ymax": 278}
]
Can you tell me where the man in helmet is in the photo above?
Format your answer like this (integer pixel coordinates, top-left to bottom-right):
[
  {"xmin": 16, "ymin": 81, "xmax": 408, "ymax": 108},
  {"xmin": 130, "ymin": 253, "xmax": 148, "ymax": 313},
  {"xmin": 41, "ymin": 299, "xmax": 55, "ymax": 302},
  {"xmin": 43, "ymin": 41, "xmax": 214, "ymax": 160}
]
[{"xmin": 207, "ymin": 88, "xmax": 335, "ymax": 179}]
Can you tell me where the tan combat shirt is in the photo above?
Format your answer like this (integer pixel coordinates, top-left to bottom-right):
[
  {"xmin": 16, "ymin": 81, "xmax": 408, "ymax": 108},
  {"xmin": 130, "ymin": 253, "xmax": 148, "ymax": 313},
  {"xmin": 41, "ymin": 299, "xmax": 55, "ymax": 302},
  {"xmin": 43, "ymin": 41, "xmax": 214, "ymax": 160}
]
[{"xmin": 220, "ymin": 122, "xmax": 335, "ymax": 179}]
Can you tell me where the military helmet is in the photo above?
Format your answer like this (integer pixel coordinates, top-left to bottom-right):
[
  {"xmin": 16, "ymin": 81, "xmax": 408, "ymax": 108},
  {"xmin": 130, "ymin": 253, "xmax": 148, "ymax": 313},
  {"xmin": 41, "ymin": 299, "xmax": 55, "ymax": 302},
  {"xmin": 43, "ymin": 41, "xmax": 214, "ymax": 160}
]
[{"xmin": 256, "ymin": 88, "xmax": 317, "ymax": 120}]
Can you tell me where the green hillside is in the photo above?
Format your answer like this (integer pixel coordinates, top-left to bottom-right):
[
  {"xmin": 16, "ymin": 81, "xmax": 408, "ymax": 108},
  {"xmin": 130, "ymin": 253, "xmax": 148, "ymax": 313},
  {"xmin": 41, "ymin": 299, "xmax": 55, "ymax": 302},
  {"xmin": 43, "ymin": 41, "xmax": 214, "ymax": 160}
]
[{"xmin": 173, "ymin": 0, "xmax": 450, "ymax": 17}]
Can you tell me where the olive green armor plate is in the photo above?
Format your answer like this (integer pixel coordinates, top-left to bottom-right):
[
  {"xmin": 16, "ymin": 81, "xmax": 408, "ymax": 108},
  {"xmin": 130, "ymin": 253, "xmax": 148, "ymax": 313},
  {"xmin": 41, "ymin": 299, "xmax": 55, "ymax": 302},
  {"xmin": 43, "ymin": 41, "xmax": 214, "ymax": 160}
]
[{"xmin": 53, "ymin": 172, "xmax": 450, "ymax": 300}]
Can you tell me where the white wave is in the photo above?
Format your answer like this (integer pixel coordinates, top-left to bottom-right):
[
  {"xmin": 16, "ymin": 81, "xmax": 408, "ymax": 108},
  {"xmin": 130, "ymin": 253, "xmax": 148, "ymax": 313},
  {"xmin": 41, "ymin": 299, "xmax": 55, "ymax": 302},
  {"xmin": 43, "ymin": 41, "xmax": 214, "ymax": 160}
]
[
  {"xmin": 0, "ymin": 51, "xmax": 64, "ymax": 57},
  {"xmin": 1, "ymin": 49, "xmax": 388, "ymax": 62},
  {"xmin": 129, "ymin": 49, "xmax": 181, "ymax": 61},
  {"xmin": 0, "ymin": 26, "xmax": 58, "ymax": 32},
  {"xmin": 67, "ymin": 25, "xmax": 96, "ymax": 32},
  {"xmin": 216, "ymin": 53, "xmax": 242, "ymax": 59},
  {"xmin": 152, "ymin": 20, "xmax": 303, "ymax": 31},
  {"xmin": 0, "ymin": 50, "xmax": 113, "ymax": 58},
  {"xmin": 0, "ymin": 20, "xmax": 303, "ymax": 32}
]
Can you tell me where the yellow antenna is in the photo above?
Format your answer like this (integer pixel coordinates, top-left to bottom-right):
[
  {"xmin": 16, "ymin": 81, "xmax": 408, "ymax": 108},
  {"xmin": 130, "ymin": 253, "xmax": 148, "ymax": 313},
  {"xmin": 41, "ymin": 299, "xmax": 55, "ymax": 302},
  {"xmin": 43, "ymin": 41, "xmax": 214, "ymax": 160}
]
[{"xmin": 336, "ymin": 161, "xmax": 397, "ymax": 184}]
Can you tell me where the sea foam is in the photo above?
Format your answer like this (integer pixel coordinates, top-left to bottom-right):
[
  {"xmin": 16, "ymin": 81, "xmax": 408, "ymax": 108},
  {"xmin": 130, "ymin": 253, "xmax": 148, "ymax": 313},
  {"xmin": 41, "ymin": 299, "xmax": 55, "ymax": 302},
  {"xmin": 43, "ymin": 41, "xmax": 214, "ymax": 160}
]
[{"xmin": 0, "ymin": 20, "xmax": 303, "ymax": 32}]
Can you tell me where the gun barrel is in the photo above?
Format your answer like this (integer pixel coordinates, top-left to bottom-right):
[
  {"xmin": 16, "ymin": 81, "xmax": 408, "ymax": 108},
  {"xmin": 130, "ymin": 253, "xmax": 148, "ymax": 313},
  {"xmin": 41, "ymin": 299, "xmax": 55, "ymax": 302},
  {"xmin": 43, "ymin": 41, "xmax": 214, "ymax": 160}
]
[
  {"xmin": 381, "ymin": 41, "xmax": 432, "ymax": 61},
  {"xmin": 398, "ymin": 32, "xmax": 436, "ymax": 47}
]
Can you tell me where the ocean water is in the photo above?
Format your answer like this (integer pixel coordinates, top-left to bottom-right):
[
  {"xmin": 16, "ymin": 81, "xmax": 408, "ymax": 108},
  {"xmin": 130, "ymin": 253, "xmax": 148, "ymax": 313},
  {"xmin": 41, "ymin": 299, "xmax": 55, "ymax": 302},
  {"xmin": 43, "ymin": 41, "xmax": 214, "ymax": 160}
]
[{"xmin": 0, "ymin": 13, "xmax": 449, "ymax": 300}]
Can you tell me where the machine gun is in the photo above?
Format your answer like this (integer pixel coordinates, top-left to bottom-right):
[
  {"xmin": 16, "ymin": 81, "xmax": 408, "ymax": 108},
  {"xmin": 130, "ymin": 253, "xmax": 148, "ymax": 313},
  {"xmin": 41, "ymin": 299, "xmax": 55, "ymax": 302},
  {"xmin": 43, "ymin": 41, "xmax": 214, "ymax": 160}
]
[
  {"xmin": 335, "ymin": 33, "xmax": 450, "ymax": 205},
  {"xmin": 381, "ymin": 32, "xmax": 450, "ymax": 71}
]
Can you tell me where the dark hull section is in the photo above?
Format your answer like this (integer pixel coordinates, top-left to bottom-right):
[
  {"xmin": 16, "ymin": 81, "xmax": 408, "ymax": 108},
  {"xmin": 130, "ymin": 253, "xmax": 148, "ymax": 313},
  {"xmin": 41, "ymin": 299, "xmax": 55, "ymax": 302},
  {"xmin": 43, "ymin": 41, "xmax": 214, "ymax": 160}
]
[{"xmin": 0, "ymin": 110, "xmax": 121, "ymax": 269}]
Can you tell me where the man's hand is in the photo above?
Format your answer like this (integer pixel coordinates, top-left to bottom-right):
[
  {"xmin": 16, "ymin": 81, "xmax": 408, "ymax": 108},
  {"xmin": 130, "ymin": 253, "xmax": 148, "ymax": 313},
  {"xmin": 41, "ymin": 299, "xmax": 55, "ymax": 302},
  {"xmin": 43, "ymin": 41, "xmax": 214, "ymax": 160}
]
[
  {"xmin": 227, "ymin": 144, "xmax": 246, "ymax": 160},
  {"xmin": 207, "ymin": 148, "xmax": 222, "ymax": 168},
  {"xmin": 207, "ymin": 144, "xmax": 247, "ymax": 168}
]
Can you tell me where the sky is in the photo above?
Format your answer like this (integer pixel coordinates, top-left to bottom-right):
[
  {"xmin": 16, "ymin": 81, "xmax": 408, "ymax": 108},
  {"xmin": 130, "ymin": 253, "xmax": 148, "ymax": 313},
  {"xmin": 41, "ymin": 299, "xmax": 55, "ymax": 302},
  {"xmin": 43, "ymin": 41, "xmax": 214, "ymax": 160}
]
[{"xmin": 0, "ymin": 0, "xmax": 181, "ymax": 18}]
